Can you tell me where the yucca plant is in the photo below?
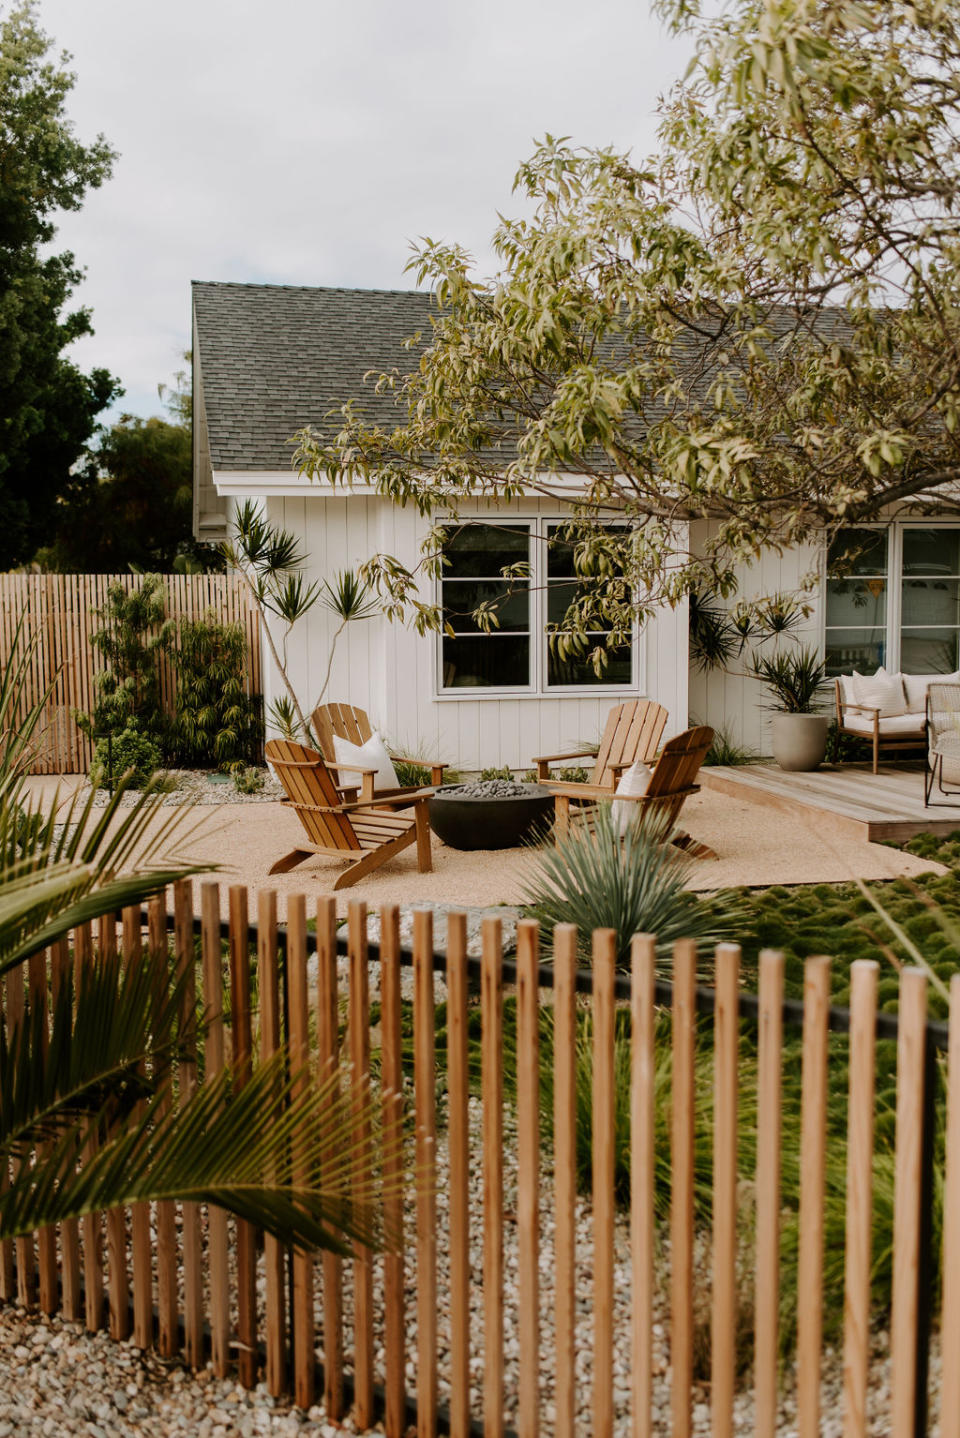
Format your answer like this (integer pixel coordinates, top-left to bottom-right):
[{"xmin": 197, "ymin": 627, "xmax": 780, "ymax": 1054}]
[
  {"xmin": 520, "ymin": 804, "xmax": 741, "ymax": 968},
  {"xmin": 0, "ymin": 621, "xmax": 397, "ymax": 1251}
]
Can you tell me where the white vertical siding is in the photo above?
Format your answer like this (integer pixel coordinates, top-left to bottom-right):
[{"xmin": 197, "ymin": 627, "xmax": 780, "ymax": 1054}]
[
  {"xmin": 686, "ymin": 520, "xmax": 824, "ymax": 756},
  {"xmin": 263, "ymin": 494, "xmax": 689, "ymax": 771}
]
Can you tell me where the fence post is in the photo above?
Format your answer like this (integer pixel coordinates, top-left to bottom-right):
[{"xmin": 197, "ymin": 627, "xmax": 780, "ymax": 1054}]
[
  {"xmin": 228, "ymin": 884, "xmax": 257, "ymax": 1386},
  {"xmin": 755, "ymin": 950, "xmax": 784, "ymax": 1438},
  {"xmin": 200, "ymin": 883, "xmax": 229, "ymax": 1377},
  {"xmin": 150, "ymin": 892, "xmax": 179, "ymax": 1360},
  {"xmin": 349, "ymin": 900, "xmax": 374, "ymax": 1427},
  {"xmin": 941, "ymin": 973, "xmax": 960, "ymax": 1438},
  {"xmin": 913, "ymin": 1027, "xmax": 936, "ymax": 1438},
  {"xmin": 380, "ymin": 903, "xmax": 408, "ymax": 1438},
  {"xmin": 671, "ymin": 939, "xmax": 697, "ymax": 1438},
  {"xmin": 316, "ymin": 895, "xmax": 343, "ymax": 1421},
  {"xmin": 631, "ymin": 934, "xmax": 656, "ymax": 1438},
  {"xmin": 258, "ymin": 888, "xmax": 286, "ymax": 1397},
  {"xmin": 843, "ymin": 959, "xmax": 878, "ymax": 1438},
  {"xmin": 414, "ymin": 906, "xmax": 438, "ymax": 1438},
  {"xmin": 482, "ymin": 915, "xmax": 504, "ymax": 1438},
  {"xmin": 517, "ymin": 919, "xmax": 541, "ymax": 1438},
  {"xmin": 288, "ymin": 892, "xmax": 314, "ymax": 1411},
  {"xmin": 592, "ymin": 928, "xmax": 616, "ymax": 1438},
  {"xmin": 892, "ymin": 968, "xmax": 928, "ymax": 1438},
  {"xmin": 712, "ymin": 943, "xmax": 740, "ymax": 1438},
  {"xmin": 123, "ymin": 904, "xmax": 153, "ymax": 1349},
  {"xmin": 797, "ymin": 956, "xmax": 831, "ymax": 1438},
  {"xmin": 554, "ymin": 924, "xmax": 578, "ymax": 1438},
  {"xmin": 174, "ymin": 880, "xmax": 203, "ymax": 1367}
]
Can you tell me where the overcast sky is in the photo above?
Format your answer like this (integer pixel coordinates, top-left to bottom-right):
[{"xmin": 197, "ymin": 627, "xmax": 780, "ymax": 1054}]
[{"xmin": 38, "ymin": 0, "xmax": 691, "ymax": 423}]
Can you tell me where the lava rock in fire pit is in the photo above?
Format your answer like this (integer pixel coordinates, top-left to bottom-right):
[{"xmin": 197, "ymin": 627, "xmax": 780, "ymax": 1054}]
[{"xmin": 440, "ymin": 779, "xmax": 540, "ymax": 799}]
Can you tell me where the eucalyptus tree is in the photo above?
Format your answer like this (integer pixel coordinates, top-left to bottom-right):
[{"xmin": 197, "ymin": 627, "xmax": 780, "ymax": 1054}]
[{"xmin": 294, "ymin": 0, "xmax": 960, "ymax": 663}]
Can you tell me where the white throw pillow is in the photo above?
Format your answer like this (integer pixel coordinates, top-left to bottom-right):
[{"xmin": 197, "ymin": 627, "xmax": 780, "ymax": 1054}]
[
  {"xmin": 850, "ymin": 668, "xmax": 907, "ymax": 717},
  {"xmin": 903, "ymin": 671, "xmax": 960, "ymax": 712},
  {"xmin": 838, "ymin": 673, "xmax": 860, "ymax": 706},
  {"xmin": 610, "ymin": 760, "xmax": 651, "ymax": 835},
  {"xmin": 332, "ymin": 730, "xmax": 400, "ymax": 791}
]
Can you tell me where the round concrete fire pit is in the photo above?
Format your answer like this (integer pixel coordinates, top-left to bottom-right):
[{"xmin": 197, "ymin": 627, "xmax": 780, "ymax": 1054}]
[{"xmin": 428, "ymin": 780, "xmax": 554, "ymax": 851}]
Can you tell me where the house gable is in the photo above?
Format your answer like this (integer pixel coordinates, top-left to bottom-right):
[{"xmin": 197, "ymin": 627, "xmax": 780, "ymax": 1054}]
[{"xmin": 191, "ymin": 281, "xmax": 436, "ymax": 534}]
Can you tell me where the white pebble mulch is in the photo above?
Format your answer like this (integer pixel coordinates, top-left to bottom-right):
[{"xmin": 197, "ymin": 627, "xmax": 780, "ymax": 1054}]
[{"xmin": 2, "ymin": 1092, "xmax": 942, "ymax": 1436}]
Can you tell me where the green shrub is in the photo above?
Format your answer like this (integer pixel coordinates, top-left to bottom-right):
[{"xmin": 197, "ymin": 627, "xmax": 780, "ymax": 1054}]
[
  {"xmin": 521, "ymin": 804, "xmax": 742, "ymax": 967},
  {"xmin": 521, "ymin": 765, "xmax": 591, "ymax": 783},
  {"xmin": 393, "ymin": 760, "xmax": 432, "ymax": 788},
  {"xmin": 92, "ymin": 720, "xmax": 162, "ymax": 789},
  {"xmin": 232, "ymin": 765, "xmax": 265, "ymax": 795},
  {"xmin": 171, "ymin": 615, "xmax": 262, "ymax": 768},
  {"xmin": 75, "ymin": 575, "xmax": 171, "ymax": 748},
  {"xmin": 824, "ymin": 718, "xmax": 871, "ymax": 764},
  {"xmin": 703, "ymin": 726, "xmax": 756, "ymax": 766},
  {"xmin": 480, "ymin": 765, "xmax": 514, "ymax": 781}
]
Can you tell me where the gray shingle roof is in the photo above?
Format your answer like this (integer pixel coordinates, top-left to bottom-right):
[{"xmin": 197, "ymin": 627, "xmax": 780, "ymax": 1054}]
[
  {"xmin": 192, "ymin": 281, "xmax": 434, "ymax": 473},
  {"xmin": 192, "ymin": 279, "xmax": 857, "ymax": 476}
]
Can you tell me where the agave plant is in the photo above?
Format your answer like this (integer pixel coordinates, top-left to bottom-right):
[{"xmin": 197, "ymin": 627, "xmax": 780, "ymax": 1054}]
[
  {"xmin": 0, "ymin": 623, "xmax": 395, "ymax": 1251},
  {"xmin": 520, "ymin": 803, "xmax": 740, "ymax": 968}
]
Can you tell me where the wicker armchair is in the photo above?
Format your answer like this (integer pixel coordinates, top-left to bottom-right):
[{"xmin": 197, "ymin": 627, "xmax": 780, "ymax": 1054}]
[{"xmin": 925, "ymin": 683, "xmax": 960, "ymax": 806}]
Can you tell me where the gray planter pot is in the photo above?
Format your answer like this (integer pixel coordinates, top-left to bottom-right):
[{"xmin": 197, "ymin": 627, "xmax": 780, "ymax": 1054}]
[{"xmin": 770, "ymin": 713, "xmax": 829, "ymax": 772}]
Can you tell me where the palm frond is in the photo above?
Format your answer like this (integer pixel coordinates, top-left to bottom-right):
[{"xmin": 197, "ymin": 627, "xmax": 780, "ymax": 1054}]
[
  {"xmin": 1, "ymin": 947, "xmax": 194, "ymax": 1154},
  {"xmin": 1, "ymin": 1051, "xmax": 403, "ymax": 1256},
  {"xmin": 0, "ymin": 774, "xmax": 216, "ymax": 976}
]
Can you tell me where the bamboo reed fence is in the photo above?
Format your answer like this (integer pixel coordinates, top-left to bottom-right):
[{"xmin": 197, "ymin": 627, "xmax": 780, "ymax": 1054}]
[
  {"xmin": 0, "ymin": 573, "xmax": 261, "ymax": 773},
  {"xmin": 4, "ymin": 884, "xmax": 959, "ymax": 1438}
]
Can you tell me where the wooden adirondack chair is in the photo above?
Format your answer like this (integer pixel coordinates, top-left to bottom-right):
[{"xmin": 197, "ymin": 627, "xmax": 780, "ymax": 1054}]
[
  {"xmin": 533, "ymin": 699, "xmax": 669, "ymax": 791},
  {"xmin": 312, "ymin": 702, "xmax": 448, "ymax": 800},
  {"xmin": 549, "ymin": 725, "xmax": 717, "ymax": 858},
  {"xmin": 265, "ymin": 739, "xmax": 433, "ymax": 889}
]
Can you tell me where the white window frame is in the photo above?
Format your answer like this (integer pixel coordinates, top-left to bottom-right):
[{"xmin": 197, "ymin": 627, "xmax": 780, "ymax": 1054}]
[
  {"xmin": 435, "ymin": 515, "xmax": 642, "ymax": 699},
  {"xmin": 823, "ymin": 517, "xmax": 960, "ymax": 672}
]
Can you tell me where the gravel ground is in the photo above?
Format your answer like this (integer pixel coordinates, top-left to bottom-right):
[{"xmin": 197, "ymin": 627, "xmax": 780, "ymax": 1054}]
[
  {"xmin": 0, "ymin": 1307, "xmax": 376, "ymax": 1436},
  {"xmin": 22, "ymin": 770, "xmax": 948, "ymax": 926},
  {"xmin": 89, "ymin": 770, "xmax": 287, "ymax": 806},
  {"xmin": 10, "ymin": 768, "xmax": 947, "ymax": 1433},
  {"xmin": 2, "ymin": 1093, "xmax": 942, "ymax": 1436}
]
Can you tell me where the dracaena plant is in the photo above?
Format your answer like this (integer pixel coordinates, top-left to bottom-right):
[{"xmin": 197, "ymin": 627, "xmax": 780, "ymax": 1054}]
[{"xmin": 0, "ymin": 621, "xmax": 398, "ymax": 1251}]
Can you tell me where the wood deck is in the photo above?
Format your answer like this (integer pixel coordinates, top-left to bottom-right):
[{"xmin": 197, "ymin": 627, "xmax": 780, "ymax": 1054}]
[{"xmin": 699, "ymin": 761, "xmax": 960, "ymax": 843}]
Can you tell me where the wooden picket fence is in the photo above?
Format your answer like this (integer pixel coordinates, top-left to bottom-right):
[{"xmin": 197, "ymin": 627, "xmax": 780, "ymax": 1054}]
[
  {"xmin": 0, "ymin": 572, "xmax": 261, "ymax": 773},
  {"xmin": 5, "ymin": 883, "xmax": 960, "ymax": 1438}
]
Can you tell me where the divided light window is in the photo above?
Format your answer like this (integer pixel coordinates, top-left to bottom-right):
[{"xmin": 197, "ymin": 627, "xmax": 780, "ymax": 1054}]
[
  {"xmin": 439, "ymin": 520, "xmax": 636, "ymax": 693},
  {"xmin": 545, "ymin": 523, "xmax": 633, "ymax": 687},
  {"xmin": 824, "ymin": 528, "xmax": 889, "ymax": 675},
  {"xmin": 824, "ymin": 524, "xmax": 960, "ymax": 675},
  {"xmin": 901, "ymin": 528, "xmax": 960, "ymax": 673},
  {"xmin": 440, "ymin": 523, "xmax": 532, "ymax": 689}
]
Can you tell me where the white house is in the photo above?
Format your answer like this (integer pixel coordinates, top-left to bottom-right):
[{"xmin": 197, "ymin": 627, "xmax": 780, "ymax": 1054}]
[{"xmin": 192, "ymin": 281, "xmax": 960, "ymax": 766}]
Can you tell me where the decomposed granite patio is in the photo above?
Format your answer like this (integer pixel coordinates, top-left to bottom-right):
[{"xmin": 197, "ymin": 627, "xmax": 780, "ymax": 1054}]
[{"xmin": 82, "ymin": 782, "xmax": 949, "ymax": 923}]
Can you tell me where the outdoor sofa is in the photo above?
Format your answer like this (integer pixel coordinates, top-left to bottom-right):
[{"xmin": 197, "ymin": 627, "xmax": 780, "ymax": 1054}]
[{"xmin": 834, "ymin": 667, "xmax": 958, "ymax": 773}]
